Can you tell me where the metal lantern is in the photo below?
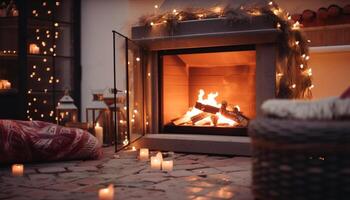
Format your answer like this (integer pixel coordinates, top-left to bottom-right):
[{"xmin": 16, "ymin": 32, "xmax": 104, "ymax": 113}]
[
  {"xmin": 103, "ymin": 88, "xmax": 127, "ymax": 146},
  {"xmin": 56, "ymin": 90, "xmax": 78, "ymax": 126},
  {"xmin": 86, "ymin": 90, "xmax": 113, "ymax": 145}
]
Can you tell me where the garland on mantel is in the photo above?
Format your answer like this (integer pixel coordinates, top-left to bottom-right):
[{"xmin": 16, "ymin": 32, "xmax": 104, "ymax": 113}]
[{"xmin": 139, "ymin": 1, "xmax": 313, "ymax": 99}]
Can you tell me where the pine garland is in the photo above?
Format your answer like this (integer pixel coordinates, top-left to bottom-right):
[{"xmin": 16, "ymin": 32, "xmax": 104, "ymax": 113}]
[{"xmin": 139, "ymin": 1, "xmax": 313, "ymax": 99}]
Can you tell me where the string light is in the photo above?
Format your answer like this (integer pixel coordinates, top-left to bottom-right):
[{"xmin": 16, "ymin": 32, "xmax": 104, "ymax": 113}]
[{"xmin": 154, "ymin": 5, "xmax": 158, "ymax": 9}]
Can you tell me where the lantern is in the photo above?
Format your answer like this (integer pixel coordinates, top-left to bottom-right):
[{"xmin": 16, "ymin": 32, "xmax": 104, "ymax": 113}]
[
  {"xmin": 103, "ymin": 88, "xmax": 127, "ymax": 146},
  {"xmin": 56, "ymin": 90, "xmax": 78, "ymax": 125},
  {"xmin": 86, "ymin": 90, "xmax": 112, "ymax": 145}
]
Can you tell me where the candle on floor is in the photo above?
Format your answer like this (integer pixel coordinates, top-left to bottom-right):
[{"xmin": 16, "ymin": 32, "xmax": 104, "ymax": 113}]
[
  {"xmin": 98, "ymin": 184, "xmax": 114, "ymax": 200},
  {"xmin": 151, "ymin": 156, "xmax": 162, "ymax": 170},
  {"xmin": 12, "ymin": 164, "xmax": 24, "ymax": 176},
  {"xmin": 162, "ymin": 160, "xmax": 174, "ymax": 172},
  {"xmin": 95, "ymin": 123, "xmax": 103, "ymax": 145},
  {"xmin": 155, "ymin": 152, "xmax": 163, "ymax": 161},
  {"xmin": 29, "ymin": 43, "xmax": 40, "ymax": 54},
  {"xmin": 139, "ymin": 148, "xmax": 149, "ymax": 161}
]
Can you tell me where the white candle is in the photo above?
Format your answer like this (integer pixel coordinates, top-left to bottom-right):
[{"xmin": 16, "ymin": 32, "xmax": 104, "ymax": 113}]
[
  {"xmin": 156, "ymin": 152, "xmax": 163, "ymax": 162},
  {"xmin": 162, "ymin": 160, "xmax": 174, "ymax": 172},
  {"xmin": 151, "ymin": 156, "xmax": 162, "ymax": 170},
  {"xmin": 29, "ymin": 44, "xmax": 40, "ymax": 54},
  {"xmin": 139, "ymin": 148, "xmax": 149, "ymax": 161},
  {"xmin": 99, "ymin": 184, "xmax": 114, "ymax": 200},
  {"xmin": 12, "ymin": 164, "xmax": 24, "ymax": 176},
  {"xmin": 95, "ymin": 123, "xmax": 103, "ymax": 145}
]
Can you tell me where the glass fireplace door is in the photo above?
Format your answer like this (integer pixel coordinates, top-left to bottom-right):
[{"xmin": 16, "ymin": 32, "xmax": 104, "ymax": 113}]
[{"xmin": 113, "ymin": 31, "xmax": 145, "ymax": 151}]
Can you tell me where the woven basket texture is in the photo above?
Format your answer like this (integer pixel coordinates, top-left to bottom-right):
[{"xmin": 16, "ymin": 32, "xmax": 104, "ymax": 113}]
[{"xmin": 248, "ymin": 118, "xmax": 350, "ymax": 200}]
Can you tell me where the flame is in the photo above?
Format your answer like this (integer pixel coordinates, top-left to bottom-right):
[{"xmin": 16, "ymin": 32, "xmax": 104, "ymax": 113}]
[{"xmin": 180, "ymin": 89, "xmax": 238, "ymax": 127}]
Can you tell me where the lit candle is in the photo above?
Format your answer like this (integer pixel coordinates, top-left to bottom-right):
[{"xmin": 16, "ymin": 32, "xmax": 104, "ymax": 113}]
[
  {"xmin": 12, "ymin": 164, "xmax": 24, "ymax": 176},
  {"xmin": 139, "ymin": 148, "xmax": 149, "ymax": 161},
  {"xmin": 162, "ymin": 160, "xmax": 173, "ymax": 172},
  {"xmin": 151, "ymin": 156, "xmax": 162, "ymax": 170},
  {"xmin": 131, "ymin": 146, "xmax": 136, "ymax": 151},
  {"xmin": 95, "ymin": 123, "xmax": 103, "ymax": 145},
  {"xmin": 98, "ymin": 184, "xmax": 114, "ymax": 200},
  {"xmin": 156, "ymin": 152, "xmax": 163, "ymax": 162},
  {"xmin": 29, "ymin": 44, "xmax": 40, "ymax": 54}
]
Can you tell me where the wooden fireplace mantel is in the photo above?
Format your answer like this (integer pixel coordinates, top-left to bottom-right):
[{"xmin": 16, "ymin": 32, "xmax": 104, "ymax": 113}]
[{"xmin": 131, "ymin": 16, "xmax": 280, "ymax": 50}]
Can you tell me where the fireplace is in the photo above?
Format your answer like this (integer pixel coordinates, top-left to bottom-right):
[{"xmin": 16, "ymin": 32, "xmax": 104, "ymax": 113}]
[
  {"xmin": 160, "ymin": 46, "xmax": 256, "ymax": 135},
  {"xmin": 112, "ymin": 15, "xmax": 278, "ymax": 155}
]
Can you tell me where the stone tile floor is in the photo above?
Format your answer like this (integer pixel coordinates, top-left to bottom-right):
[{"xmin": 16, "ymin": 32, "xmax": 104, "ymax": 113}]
[{"xmin": 0, "ymin": 147, "xmax": 253, "ymax": 200}]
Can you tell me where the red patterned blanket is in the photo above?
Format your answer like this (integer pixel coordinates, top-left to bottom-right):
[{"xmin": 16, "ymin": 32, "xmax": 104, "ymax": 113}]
[{"xmin": 0, "ymin": 120, "xmax": 102, "ymax": 163}]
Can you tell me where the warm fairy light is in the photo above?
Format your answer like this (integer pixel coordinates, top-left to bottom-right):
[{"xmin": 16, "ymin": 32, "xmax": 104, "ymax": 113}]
[
  {"xmin": 37, "ymin": 78, "xmax": 41, "ymax": 81},
  {"xmin": 292, "ymin": 21, "xmax": 300, "ymax": 30},
  {"xmin": 46, "ymin": 67, "xmax": 50, "ymax": 71},
  {"xmin": 43, "ymin": 58, "xmax": 47, "ymax": 62},
  {"xmin": 173, "ymin": 9, "xmax": 177, "ymax": 14},
  {"xmin": 32, "ymin": 10, "xmax": 37, "ymax": 14},
  {"xmin": 46, "ymin": 30, "xmax": 50, "ymax": 34},
  {"xmin": 276, "ymin": 23, "xmax": 281, "ymax": 28},
  {"xmin": 305, "ymin": 55, "xmax": 310, "ymax": 60},
  {"xmin": 307, "ymin": 39, "xmax": 311, "ymax": 43},
  {"xmin": 268, "ymin": 1, "xmax": 273, "ymax": 6},
  {"xmin": 147, "ymin": 72, "xmax": 151, "ymax": 77},
  {"xmin": 123, "ymin": 138, "xmax": 129, "ymax": 145},
  {"xmin": 47, "ymin": 10, "xmax": 51, "ymax": 14},
  {"xmin": 46, "ymin": 34, "xmax": 50, "ymax": 38},
  {"xmin": 154, "ymin": 5, "xmax": 158, "ymax": 9},
  {"xmin": 41, "ymin": 114, "xmax": 44, "ymax": 118},
  {"xmin": 49, "ymin": 48, "xmax": 53, "ymax": 52},
  {"xmin": 136, "ymin": 57, "xmax": 140, "ymax": 62},
  {"xmin": 56, "ymin": 79, "xmax": 59, "ymax": 83},
  {"xmin": 44, "ymin": 89, "xmax": 48, "ymax": 93},
  {"xmin": 36, "ymin": 29, "xmax": 39, "ymax": 33},
  {"xmin": 54, "ymin": 23, "xmax": 59, "ymax": 27},
  {"xmin": 291, "ymin": 84, "xmax": 296, "ymax": 89},
  {"xmin": 134, "ymin": 109, "xmax": 138, "ymax": 114},
  {"xmin": 28, "ymin": 102, "xmax": 31, "ymax": 106},
  {"xmin": 300, "ymin": 64, "xmax": 304, "ymax": 69},
  {"xmin": 41, "ymin": 41, "xmax": 46, "ymax": 46},
  {"xmin": 295, "ymin": 41, "xmax": 299, "ymax": 45},
  {"xmin": 33, "ymin": 98, "xmax": 37, "ymax": 102},
  {"xmin": 288, "ymin": 15, "xmax": 291, "ymax": 20},
  {"xmin": 42, "ymin": 2, "xmax": 47, "ymax": 6},
  {"xmin": 276, "ymin": 73, "xmax": 283, "ymax": 77},
  {"xmin": 302, "ymin": 54, "xmax": 306, "ymax": 58},
  {"xmin": 307, "ymin": 68, "xmax": 312, "ymax": 76},
  {"xmin": 150, "ymin": 22, "xmax": 154, "ymax": 26},
  {"xmin": 56, "ymin": 1, "xmax": 60, "ymax": 6},
  {"xmin": 309, "ymin": 84, "xmax": 315, "ymax": 89},
  {"xmin": 43, "ymin": 51, "xmax": 47, "ymax": 55},
  {"xmin": 36, "ymin": 36, "xmax": 40, "ymax": 40},
  {"xmin": 33, "ymin": 65, "xmax": 36, "ymax": 69},
  {"xmin": 197, "ymin": 14, "xmax": 204, "ymax": 19}
]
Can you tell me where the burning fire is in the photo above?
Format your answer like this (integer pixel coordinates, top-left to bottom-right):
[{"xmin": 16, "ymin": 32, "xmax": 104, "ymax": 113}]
[{"xmin": 179, "ymin": 89, "xmax": 239, "ymax": 127}]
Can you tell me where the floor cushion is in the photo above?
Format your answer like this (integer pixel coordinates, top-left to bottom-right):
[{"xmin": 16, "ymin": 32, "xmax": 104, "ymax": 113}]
[{"xmin": 0, "ymin": 120, "xmax": 102, "ymax": 163}]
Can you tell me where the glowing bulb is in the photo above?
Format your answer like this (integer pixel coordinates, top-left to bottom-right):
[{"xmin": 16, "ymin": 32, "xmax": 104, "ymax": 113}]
[
  {"xmin": 288, "ymin": 15, "xmax": 291, "ymax": 20},
  {"xmin": 54, "ymin": 23, "xmax": 59, "ymax": 27},
  {"xmin": 36, "ymin": 36, "xmax": 40, "ymax": 40},
  {"xmin": 33, "ymin": 98, "xmax": 37, "ymax": 102},
  {"xmin": 154, "ymin": 5, "xmax": 158, "ymax": 9},
  {"xmin": 136, "ymin": 57, "xmax": 140, "ymax": 62},
  {"xmin": 33, "ymin": 65, "xmax": 36, "ymax": 69},
  {"xmin": 56, "ymin": 1, "xmax": 60, "ymax": 6},
  {"xmin": 300, "ymin": 64, "xmax": 304, "ymax": 69},
  {"xmin": 309, "ymin": 84, "xmax": 314, "ymax": 89},
  {"xmin": 276, "ymin": 23, "xmax": 281, "ymax": 28},
  {"xmin": 307, "ymin": 68, "xmax": 312, "ymax": 76},
  {"xmin": 41, "ymin": 114, "xmax": 44, "ymax": 118},
  {"xmin": 46, "ymin": 67, "xmax": 50, "ymax": 71},
  {"xmin": 307, "ymin": 39, "xmax": 311, "ymax": 43},
  {"xmin": 173, "ymin": 9, "xmax": 177, "ymax": 14},
  {"xmin": 291, "ymin": 84, "xmax": 296, "ymax": 89},
  {"xmin": 43, "ymin": 58, "xmax": 47, "ymax": 62},
  {"xmin": 49, "ymin": 48, "xmax": 53, "ymax": 52},
  {"xmin": 56, "ymin": 79, "xmax": 59, "ymax": 83},
  {"xmin": 32, "ymin": 10, "xmax": 37, "ymax": 14},
  {"xmin": 41, "ymin": 41, "xmax": 46, "ymax": 46},
  {"xmin": 36, "ymin": 29, "xmax": 39, "ymax": 33},
  {"xmin": 37, "ymin": 78, "xmax": 41, "ymax": 81},
  {"xmin": 268, "ymin": 1, "xmax": 273, "ymax": 6},
  {"xmin": 46, "ymin": 34, "xmax": 50, "ymax": 38},
  {"xmin": 214, "ymin": 7, "xmax": 221, "ymax": 13},
  {"xmin": 44, "ymin": 89, "xmax": 48, "ymax": 92},
  {"xmin": 150, "ymin": 22, "xmax": 154, "ymax": 26},
  {"xmin": 47, "ymin": 10, "xmax": 51, "ymax": 14},
  {"xmin": 305, "ymin": 55, "xmax": 310, "ymax": 60},
  {"xmin": 292, "ymin": 21, "xmax": 300, "ymax": 30},
  {"xmin": 42, "ymin": 2, "xmax": 47, "ymax": 6},
  {"xmin": 147, "ymin": 73, "xmax": 151, "ymax": 77},
  {"xmin": 295, "ymin": 41, "xmax": 299, "ymax": 45}
]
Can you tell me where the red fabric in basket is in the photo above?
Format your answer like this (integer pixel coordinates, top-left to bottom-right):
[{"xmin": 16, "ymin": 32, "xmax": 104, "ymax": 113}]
[{"xmin": 0, "ymin": 120, "xmax": 102, "ymax": 163}]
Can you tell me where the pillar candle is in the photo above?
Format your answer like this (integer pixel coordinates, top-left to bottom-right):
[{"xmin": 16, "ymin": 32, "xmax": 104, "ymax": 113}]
[
  {"xmin": 95, "ymin": 123, "xmax": 103, "ymax": 145},
  {"xmin": 162, "ymin": 160, "xmax": 174, "ymax": 172},
  {"xmin": 139, "ymin": 148, "xmax": 149, "ymax": 161},
  {"xmin": 151, "ymin": 156, "xmax": 162, "ymax": 170},
  {"xmin": 98, "ymin": 184, "xmax": 114, "ymax": 200},
  {"xmin": 12, "ymin": 164, "xmax": 24, "ymax": 176}
]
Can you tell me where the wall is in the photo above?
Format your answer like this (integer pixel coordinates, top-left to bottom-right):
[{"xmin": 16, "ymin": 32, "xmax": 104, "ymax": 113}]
[{"xmin": 309, "ymin": 51, "xmax": 350, "ymax": 99}]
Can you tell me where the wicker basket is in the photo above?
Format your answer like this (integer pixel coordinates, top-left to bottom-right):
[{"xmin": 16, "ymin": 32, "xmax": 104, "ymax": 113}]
[{"xmin": 248, "ymin": 118, "xmax": 350, "ymax": 200}]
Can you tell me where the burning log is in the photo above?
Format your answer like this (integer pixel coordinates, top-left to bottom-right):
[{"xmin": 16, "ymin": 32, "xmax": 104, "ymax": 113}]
[
  {"xmin": 172, "ymin": 116, "xmax": 191, "ymax": 125},
  {"xmin": 195, "ymin": 102, "xmax": 219, "ymax": 114},
  {"xmin": 191, "ymin": 112, "xmax": 210, "ymax": 124},
  {"xmin": 194, "ymin": 101, "xmax": 249, "ymax": 127},
  {"xmin": 220, "ymin": 101, "xmax": 249, "ymax": 127}
]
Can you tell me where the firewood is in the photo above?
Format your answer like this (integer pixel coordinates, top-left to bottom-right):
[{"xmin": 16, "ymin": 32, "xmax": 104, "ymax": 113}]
[
  {"xmin": 194, "ymin": 102, "xmax": 220, "ymax": 114},
  {"xmin": 220, "ymin": 101, "xmax": 249, "ymax": 127},
  {"xmin": 191, "ymin": 112, "xmax": 210, "ymax": 124},
  {"xmin": 172, "ymin": 116, "xmax": 191, "ymax": 126}
]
